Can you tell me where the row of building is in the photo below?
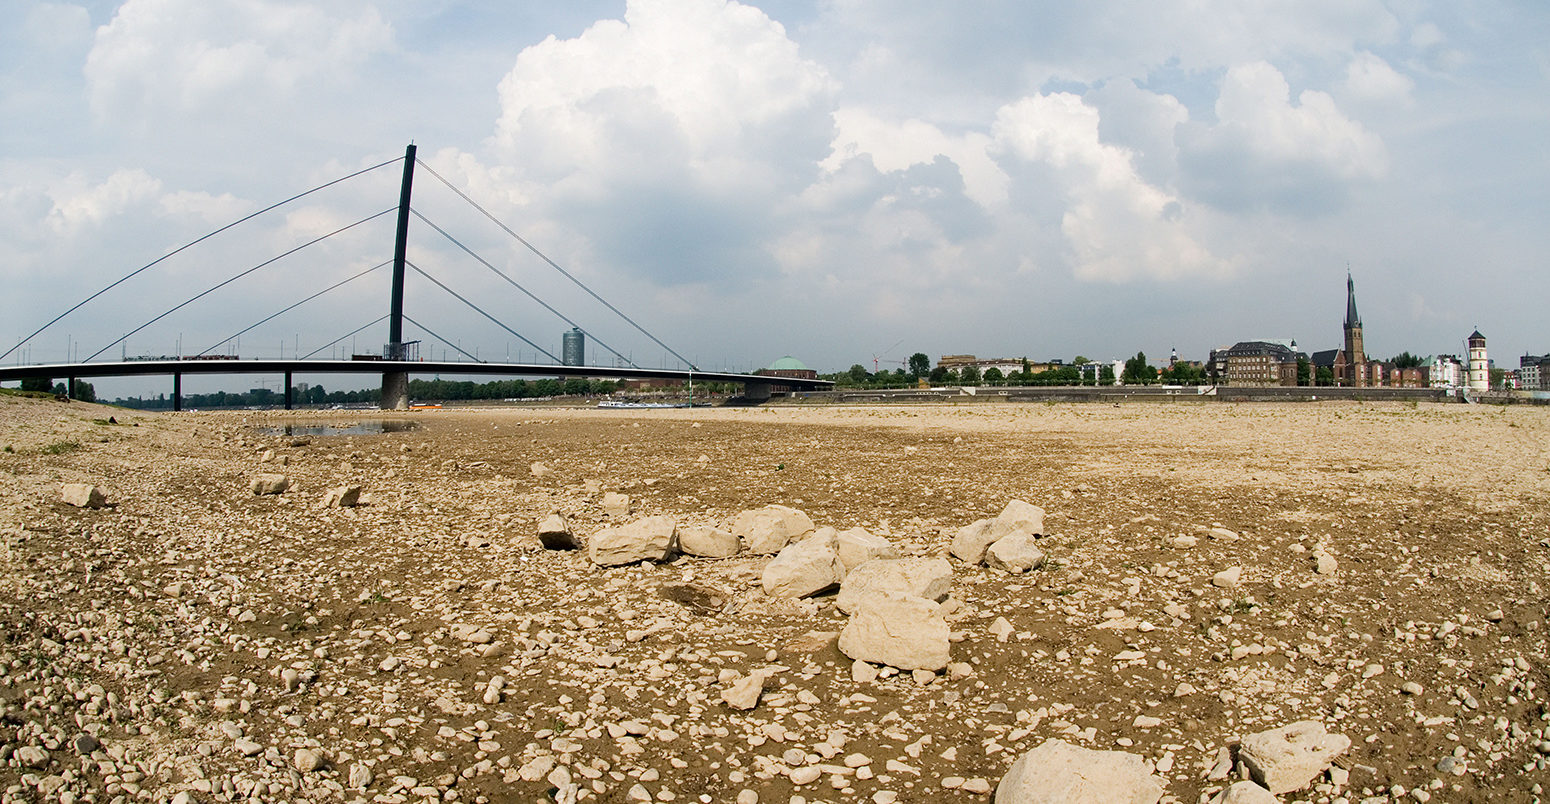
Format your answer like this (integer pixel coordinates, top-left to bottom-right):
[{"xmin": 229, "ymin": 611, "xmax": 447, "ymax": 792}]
[
  {"xmin": 1208, "ymin": 275, "xmax": 1501, "ymax": 390},
  {"xmin": 921, "ymin": 275, "xmax": 1535, "ymax": 391}
]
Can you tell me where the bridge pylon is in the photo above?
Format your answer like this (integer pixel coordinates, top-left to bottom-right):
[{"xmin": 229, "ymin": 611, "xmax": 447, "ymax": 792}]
[{"xmin": 381, "ymin": 143, "xmax": 417, "ymax": 410}]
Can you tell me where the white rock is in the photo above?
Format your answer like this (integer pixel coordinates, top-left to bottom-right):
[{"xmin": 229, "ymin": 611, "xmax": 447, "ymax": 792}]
[
  {"xmin": 1208, "ymin": 781, "xmax": 1280, "ymax": 804},
  {"xmin": 762, "ymin": 529, "xmax": 844, "ymax": 598},
  {"xmin": 836, "ymin": 558, "xmax": 953, "ymax": 615},
  {"xmin": 538, "ymin": 513, "xmax": 581, "ymax": 551},
  {"xmin": 678, "ymin": 525, "xmax": 741, "ymax": 558},
  {"xmin": 1314, "ymin": 553, "xmax": 1338, "ymax": 575},
  {"xmin": 836, "ymin": 527, "xmax": 899, "ymax": 573},
  {"xmin": 985, "ymin": 532, "xmax": 1045, "ymax": 573},
  {"xmin": 530, "ymin": 461, "xmax": 553, "ymax": 478},
  {"xmin": 14, "ymin": 746, "xmax": 49, "ymax": 768},
  {"xmin": 321, "ymin": 484, "xmax": 361, "ymax": 508},
  {"xmin": 1212, "ymin": 566, "xmax": 1242, "ymax": 588},
  {"xmin": 838, "ymin": 592, "xmax": 950, "ymax": 671},
  {"xmin": 1238, "ymin": 720, "xmax": 1351, "ymax": 795},
  {"xmin": 250, "ymin": 474, "xmax": 290, "ymax": 495},
  {"xmin": 995, "ymin": 739, "xmax": 1163, "ymax": 804},
  {"xmin": 950, "ymin": 518, "xmax": 1015, "ymax": 565},
  {"xmin": 589, "ymin": 515, "xmax": 677, "ymax": 566},
  {"xmin": 732, "ymin": 505, "xmax": 816, "ymax": 554},
  {"xmin": 722, "ymin": 673, "xmax": 767, "ymax": 710},
  {"xmin": 601, "ymin": 491, "xmax": 630, "ymax": 518},
  {"xmin": 60, "ymin": 483, "xmax": 106, "ymax": 508},
  {"xmin": 994, "ymin": 499, "xmax": 1045, "ymax": 535},
  {"xmin": 293, "ymin": 748, "xmax": 325, "ymax": 772},
  {"xmin": 349, "ymin": 763, "xmax": 374, "ymax": 789}
]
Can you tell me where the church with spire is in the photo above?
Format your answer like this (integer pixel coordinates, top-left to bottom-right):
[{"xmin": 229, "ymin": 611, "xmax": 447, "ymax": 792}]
[
  {"xmin": 1337, "ymin": 272, "xmax": 1368, "ymax": 386},
  {"xmin": 1308, "ymin": 272, "xmax": 1419, "ymax": 387}
]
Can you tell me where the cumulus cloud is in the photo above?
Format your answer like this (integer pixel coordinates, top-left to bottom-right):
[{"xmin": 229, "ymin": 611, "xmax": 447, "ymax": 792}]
[
  {"xmin": 493, "ymin": 0, "xmax": 835, "ymax": 193},
  {"xmin": 1342, "ymin": 51, "xmax": 1415, "ymax": 106},
  {"xmin": 1179, "ymin": 61, "xmax": 1388, "ymax": 214},
  {"xmin": 84, "ymin": 0, "xmax": 393, "ymax": 122},
  {"xmin": 486, "ymin": 0, "xmax": 837, "ymax": 285},
  {"xmin": 823, "ymin": 110, "xmax": 1006, "ymax": 208},
  {"xmin": 45, "ymin": 169, "xmax": 162, "ymax": 234},
  {"xmin": 991, "ymin": 93, "xmax": 1231, "ymax": 282}
]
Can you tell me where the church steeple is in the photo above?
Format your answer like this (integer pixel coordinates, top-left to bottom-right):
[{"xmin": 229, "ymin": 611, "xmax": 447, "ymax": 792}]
[
  {"xmin": 1344, "ymin": 271, "xmax": 1361, "ymax": 329},
  {"xmin": 1342, "ymin": 270, "xmax": 1366, "ymax": 386}
]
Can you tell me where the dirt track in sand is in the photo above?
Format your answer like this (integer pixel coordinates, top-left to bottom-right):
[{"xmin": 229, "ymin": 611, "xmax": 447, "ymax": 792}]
[{"xmin": 3, "ymin": 395, "xmax": 1550, "ymax": 803}]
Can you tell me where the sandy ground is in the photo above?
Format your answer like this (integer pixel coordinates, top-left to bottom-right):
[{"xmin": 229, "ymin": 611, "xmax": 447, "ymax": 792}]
[{"xmin": 2, "ymin": 394, "xmax": 1550, "ymax": 804}]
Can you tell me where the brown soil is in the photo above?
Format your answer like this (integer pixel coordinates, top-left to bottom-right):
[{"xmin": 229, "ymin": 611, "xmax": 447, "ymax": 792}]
[{"xmin": 2, "ymin": 395, "xmax": 1549, "ymax": 803}]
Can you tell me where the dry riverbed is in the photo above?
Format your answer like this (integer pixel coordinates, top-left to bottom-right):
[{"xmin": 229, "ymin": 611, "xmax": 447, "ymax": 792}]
[{"xmin": 2, "ymin": 395, "xmax": 1550, "ymax": 803}]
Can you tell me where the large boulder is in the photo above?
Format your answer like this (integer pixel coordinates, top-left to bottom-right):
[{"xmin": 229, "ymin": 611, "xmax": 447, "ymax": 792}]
[
  {"xmin": 321, "ymin": 485, "xmax": 362, "ymax": 508},
  {"xmin": 995, "ymin": 499, "xmax": 1046, "ymax": 535},
  {"xmin": 60, "ymin": 483, "xmax": 106, "ymax": 509},
  {"xmin": 678, "ymin": 525, "xmax": 741, "ymax": 558},
  {"xmin": 835, "ymin": 558, "xmax": 952, "ymax": 615},
  {"xmin": 835, "ymin": 527, "xmax": 899, "ymax": 573},
  {"xmin": 588, "ymin": 516, "xmax": 677, "ymax": 566},
  {"xmin": 537, "ymin": 513, "xmax": 581, "ymax": 551},
  {"xmin": 1238, "ymin": 720, "xmax": 1350, "ymax": 795},
  {"xmin": 1208, "ymin": 782, "xmax": 1280, "ymax": 804},
  {"xmin": 985, "ymin": 532, "xmax": 1045, "ymax": 573},
  {"xmin": 950, "ymin": 518, "xmax": 1016, "ymax": 565},
  {"xmin": 732, "ymin": 505, "xmax": 815, "ymax": 555},
  {"xmin": 250, "ymin": 474, "xmax": 290, "ymax": 495},
  {"xmin": 837, "ymin": 592, "xmax": 950, "ymax": 671},
  {"xmin": 995, "ymin": 739, "xmax": 1163, "ymax": 804},
  {"xmin": 762, "ymin": 529, "xmax": 843, "ymax": 598}
]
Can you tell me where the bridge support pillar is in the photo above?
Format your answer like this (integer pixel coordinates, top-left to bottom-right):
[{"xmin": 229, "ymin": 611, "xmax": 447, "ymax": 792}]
[
  {"xmin": 66, "ymin": 376, "xmax": 75, "ymax": 400},
  {"xmin": 381, "ymin": 371, "xmax": 409, "ymax": 410},
  {"xmin": 284, "ymin": 371, "xmax": 293, "ymax": 410},
  {"xmin": 173, "ymin": 372, "xmax": 182, "ymax": 412},
  {"xmin": 743, "ymin": 381, "xmax": 772, "ymax": 401}
]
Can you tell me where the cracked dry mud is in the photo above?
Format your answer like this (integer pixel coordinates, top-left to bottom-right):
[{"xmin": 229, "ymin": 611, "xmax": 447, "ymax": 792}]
[{"xmin": 3, "ymin": 395, "xmax": 1550, "ymax": 804}]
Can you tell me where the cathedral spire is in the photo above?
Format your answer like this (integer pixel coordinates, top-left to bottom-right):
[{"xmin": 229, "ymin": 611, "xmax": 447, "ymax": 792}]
[{"xmin": 1344, "ymin": 271, "xmax": 1361, "ymax": 329}]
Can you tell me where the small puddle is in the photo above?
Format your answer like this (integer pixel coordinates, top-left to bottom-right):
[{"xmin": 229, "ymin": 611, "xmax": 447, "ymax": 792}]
[{"xmin": 256, "ymin": 420, "xmax": 418, "ymax": 437}]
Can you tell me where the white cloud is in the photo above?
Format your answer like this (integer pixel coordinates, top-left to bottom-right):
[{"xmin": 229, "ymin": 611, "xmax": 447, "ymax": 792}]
[
  {"xmin": 493, "ymin": 0, "xmax": 836, "ymax": 195},
  {"xmin": 1180, "ymin": 61, "xmax": 1387, "ymax": 212},
  {"xmin": 823, "ymin": 109, "xmax": 1006, "ymax": 207},
  {"xmin": 991, "ymin": 93, "xmax": 1231, "ymax": 282},
  {"xmin": 84, "ymin": 0, "xmax": 393, "ymax": 122},
  {"xmin": 45, "ymin": 169, "xmax": 162, "ymax": 234},
  {"xmin": 1342, "ymin": 51, "xmax": 1415, "ymax": 106}
]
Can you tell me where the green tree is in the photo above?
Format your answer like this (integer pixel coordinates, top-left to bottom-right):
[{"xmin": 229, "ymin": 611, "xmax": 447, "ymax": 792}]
[
  {"xmin": 1315, "ymin": 366, "xmax": 1334, "ymax": 386},
  {"xmin": 1099, "ymin": 364, "xmax": 1115, "ymax": 386},
  {"xmin": 1073, "ymin": 355, "xmax": 1091, "ymax": 365},
  {"xmin": 1390, "ymin": 352, "xmax": 1424, "ymax": 369},
  {"xmin": 959, "ymin": 366, "xmax": 981, "ymax": 385},
  {"xmin": 983, "ymin": 367, "xmax": 1004, "ymax": 385},
  {"xmin": 20, "ymin": 376, "xmax": 52, "ymax": 393},
  {"xmin": 848, "ymin": 364, "xmax": 870, "ymax": 384},
  {"xmin": 908, "ymin": 353, "xmax": 932, "ymax": 380},
  {"xmin": 1122, "ymin": 352, "xmax": 1156, "ymax": 385},
  {"xmin": 1296, "ymin": 356, "xmax": 1311, "ymax": 386},
  {"xmin": 928, "ymin": 366, "xmax": 950, "ymax": 384},
  {"xmin": 70, "ymin": 380, "xmax": 96, "ymax": 402}
]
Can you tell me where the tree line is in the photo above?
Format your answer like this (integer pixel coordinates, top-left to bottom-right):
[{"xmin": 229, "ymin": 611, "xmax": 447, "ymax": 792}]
[
  {"xmin": 109, "ymin": 376, "xmax": 624, "ymax": 410},
  {"xmin": 827, "ymin": 351, "xmax": 1206, "ymax": 388}
]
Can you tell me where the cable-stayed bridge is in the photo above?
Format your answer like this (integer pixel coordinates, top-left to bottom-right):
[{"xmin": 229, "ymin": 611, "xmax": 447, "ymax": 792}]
[{"xmin": 0, "ymin": 145, "xmax": 830, "ymax": 409}]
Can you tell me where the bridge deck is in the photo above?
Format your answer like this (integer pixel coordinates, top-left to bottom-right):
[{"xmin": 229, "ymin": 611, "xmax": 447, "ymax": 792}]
[{"xmin": 0, "ymin": 359, "xmax": 831, "ymax": 389}]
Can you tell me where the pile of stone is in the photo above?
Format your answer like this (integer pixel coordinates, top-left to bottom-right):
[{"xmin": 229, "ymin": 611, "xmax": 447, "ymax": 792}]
[{"xmin": 950, "ymin": 499, "xmax": 1047, "ymax": 572}]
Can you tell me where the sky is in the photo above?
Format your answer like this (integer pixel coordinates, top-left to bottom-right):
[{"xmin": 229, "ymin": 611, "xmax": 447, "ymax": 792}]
[{"xmin": 2, "ymin": 0, "xmax": 1547, "ymax": 395}]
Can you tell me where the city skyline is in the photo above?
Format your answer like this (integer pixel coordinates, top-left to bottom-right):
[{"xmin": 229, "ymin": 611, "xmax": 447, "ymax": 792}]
[{"xmin": 3, "ymin": 1, "xmax": 1547, "ymax": 386}]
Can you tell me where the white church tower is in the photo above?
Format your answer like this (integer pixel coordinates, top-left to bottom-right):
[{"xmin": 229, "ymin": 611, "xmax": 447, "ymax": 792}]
[{"xmin": 1467, "ymin": 330, "xmax": 1489, "ymax": 391}]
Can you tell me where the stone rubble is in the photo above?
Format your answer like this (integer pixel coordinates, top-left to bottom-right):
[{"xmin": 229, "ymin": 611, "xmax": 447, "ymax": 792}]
[{"xmin": 1, "ymin": 398, "xmax": 1547, "ymax": 804}]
